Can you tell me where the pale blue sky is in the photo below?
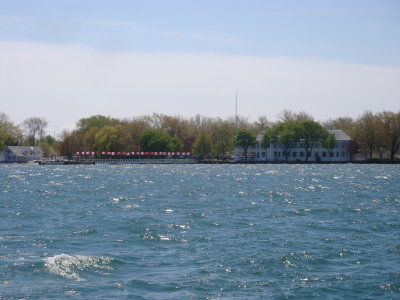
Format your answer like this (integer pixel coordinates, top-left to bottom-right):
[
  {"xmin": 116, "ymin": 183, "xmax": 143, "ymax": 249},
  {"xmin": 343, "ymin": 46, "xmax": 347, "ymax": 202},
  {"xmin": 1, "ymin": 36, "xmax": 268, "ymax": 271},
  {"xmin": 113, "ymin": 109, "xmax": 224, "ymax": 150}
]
[{"xmin": 1, "ymin": 0, "xmax": 400, "ymax": 134}]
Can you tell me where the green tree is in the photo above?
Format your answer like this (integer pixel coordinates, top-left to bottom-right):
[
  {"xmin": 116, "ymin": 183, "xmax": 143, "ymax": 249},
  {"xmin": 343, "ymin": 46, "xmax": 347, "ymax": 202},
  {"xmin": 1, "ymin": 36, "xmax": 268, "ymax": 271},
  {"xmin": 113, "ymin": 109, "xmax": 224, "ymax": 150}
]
[
  {"xmin": 266, "ymin": 122, "xmax": 300, "ymax": 162},
  {"xmin": 140, "ymin": 129, "xmax": 171, "ymax": 152},
  {"xmin": 44, "ymin": 135, "xmax": 56, "ymax": 145},
  {"xmin": 0, "ymin": 112, "xmax": 22, "ymax": 150},
  {"xmin": 193, "ymin": 132, "xmax": 212, "ymax": 160},
  {"xmin": 38, "ymin": 135, "xmax": 58, "ymax": 158},
  {"xmin": 169, "ymin": 136, "xmax": 183, "ymax": 152},
  {"xmin": 95, "ymin": 126, "xmax": 129, "ymax": 152},
  {"xmin": 261, "ymin": 131, "xmax": 270, "ymax": 148},
  {"xmin": 298, "ymin": 120, "xmax": 329, "ymax": 162},
  {"xmin": 82, "ymin": 127, "xmax": 101, "ymax": 150},
  {"xmin": 233, "ymin": 129, "xmax": 257, "ymax": 162},
  {"xmin": 321, "ymin": 133, "xmax": 336, "ymax": 161},
  {"xmin": 76, "ymin": 115, "xmax": 120, "ymax": 132},
  {"xmin": 210, "ymin": 120, "xmax": 235, "ymax": 159}
]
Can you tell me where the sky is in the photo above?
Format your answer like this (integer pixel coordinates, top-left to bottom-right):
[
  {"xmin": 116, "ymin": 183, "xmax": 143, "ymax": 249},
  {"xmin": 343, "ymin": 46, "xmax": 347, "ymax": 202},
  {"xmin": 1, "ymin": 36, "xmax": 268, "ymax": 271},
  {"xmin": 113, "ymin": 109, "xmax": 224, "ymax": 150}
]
[{"xmin": 1, "ymin": 0, "xmax": 400, "ymax": 135}]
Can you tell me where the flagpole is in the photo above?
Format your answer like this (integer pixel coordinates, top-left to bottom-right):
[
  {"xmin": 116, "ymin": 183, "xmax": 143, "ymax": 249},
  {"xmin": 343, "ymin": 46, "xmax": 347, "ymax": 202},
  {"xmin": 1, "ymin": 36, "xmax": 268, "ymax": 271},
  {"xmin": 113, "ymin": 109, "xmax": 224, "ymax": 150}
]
[{"xmin": 235, "ymin": 91, "xmax": 238, "ymax": 135}]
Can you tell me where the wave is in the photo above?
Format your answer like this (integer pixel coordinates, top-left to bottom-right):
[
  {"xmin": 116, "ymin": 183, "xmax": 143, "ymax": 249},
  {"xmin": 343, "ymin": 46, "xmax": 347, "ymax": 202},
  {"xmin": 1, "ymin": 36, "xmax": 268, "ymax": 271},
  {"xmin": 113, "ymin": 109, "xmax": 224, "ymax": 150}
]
[{"xmin": 44, "ymin": 254, "xmax": 113, "ymax": 281}]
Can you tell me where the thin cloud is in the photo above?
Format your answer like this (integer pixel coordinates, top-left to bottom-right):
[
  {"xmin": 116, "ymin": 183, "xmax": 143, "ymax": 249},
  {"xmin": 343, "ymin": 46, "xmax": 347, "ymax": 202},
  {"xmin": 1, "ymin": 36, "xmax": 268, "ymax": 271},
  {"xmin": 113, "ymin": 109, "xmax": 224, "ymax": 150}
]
[{"xmin": 1, "ymin": 42, "xmax": 399, "ymax": 134}]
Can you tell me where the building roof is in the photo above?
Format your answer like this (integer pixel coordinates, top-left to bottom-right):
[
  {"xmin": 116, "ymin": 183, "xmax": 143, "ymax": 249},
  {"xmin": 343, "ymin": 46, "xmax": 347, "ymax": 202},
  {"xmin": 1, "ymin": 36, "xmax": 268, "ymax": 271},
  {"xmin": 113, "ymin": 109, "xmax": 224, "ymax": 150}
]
[
  {"xmin": 4, "ymin": 146, "xmax": 43, "ymax": 156},
  {"xmin": 328, "ymin": 130, "xmax": 351, "ymax": 141},
  {"xmin": 255, "ymin": 129, "xmax": 351, "ymax": 143}
]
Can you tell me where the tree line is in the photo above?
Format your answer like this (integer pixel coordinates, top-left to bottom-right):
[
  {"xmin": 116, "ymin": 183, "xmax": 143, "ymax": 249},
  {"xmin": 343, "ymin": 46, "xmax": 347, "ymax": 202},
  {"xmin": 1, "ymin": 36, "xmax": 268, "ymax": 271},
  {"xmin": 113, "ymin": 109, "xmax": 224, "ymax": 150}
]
[{"xmin": 1, "ymin": 110, "xmax": 399, "ymax": 160}]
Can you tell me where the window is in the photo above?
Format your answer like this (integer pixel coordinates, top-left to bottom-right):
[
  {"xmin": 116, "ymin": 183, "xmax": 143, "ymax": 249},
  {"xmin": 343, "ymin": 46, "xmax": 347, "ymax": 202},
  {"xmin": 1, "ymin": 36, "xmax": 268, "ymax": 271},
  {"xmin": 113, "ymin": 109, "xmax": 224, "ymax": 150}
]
[
  {"xmin": 322, "ymin": 152, "xmax": 326, "ymax": 157},
  {"xmin": 292, "ymin": 152, "xmax": 297, "ymax": 157},
  {"xmin": 300, "ymin": 152, "xmax": 304, "ymax": 157}
]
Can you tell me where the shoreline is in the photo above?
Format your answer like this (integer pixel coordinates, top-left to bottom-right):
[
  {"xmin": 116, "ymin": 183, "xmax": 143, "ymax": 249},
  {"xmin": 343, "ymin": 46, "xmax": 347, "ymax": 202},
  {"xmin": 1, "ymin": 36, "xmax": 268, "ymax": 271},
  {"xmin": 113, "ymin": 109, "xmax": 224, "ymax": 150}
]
[{"xmin": 2, "ymin": 160, "xmax": 399, "ymax": 165}]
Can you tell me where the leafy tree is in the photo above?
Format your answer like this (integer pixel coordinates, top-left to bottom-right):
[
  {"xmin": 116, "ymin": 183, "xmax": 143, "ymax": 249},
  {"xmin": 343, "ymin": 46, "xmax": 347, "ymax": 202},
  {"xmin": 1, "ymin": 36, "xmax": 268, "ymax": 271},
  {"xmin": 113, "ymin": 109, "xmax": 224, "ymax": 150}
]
[
  {"xmin": 233, "ymin": 129, "xmax": 257, "ymax": 162},
  {"xmin": 95, "ymin": 126, "xmax": 129, "ymax": 152},
  {"xmin": 266, "ymin": 122, "xmax": 300, "ymax": 162},
  {"xmin": 140, "ymin": 129, "xmax": 171, "ymax": 152},
  {"xmin": 22, "ymin": 117, "xmax": 48, "ymax": 146},
  {"xmin": 298, "ymin": 120, "xmax": 329, "ymax": 162},
  {"xmin": 0, "ymin": 112, "xmax": 22, "ymax": 150},
  {"xmin": 38, "ymin": 135, "xmax": 58, "ymax": 158},
  {"xmin": 210, "ymin": 120, "xmax": 235, "ymax": 158},
  {"xmin": 321, "ymin": 133, "xmax": 336, "ymax": 161},
  {"xmin": 76, "ymin": 115, "xmax": 120, "ymax": 132},
  {"xmin": 169, "ymin": 136, "xmax": 183, "ymax": 152},
  {"xmin": 44, "ymin": 135, "xmax": 56, "ymax": 145},
  {"xmin": 193, "ymin": 132, "xmax": 212, "ymax": 160},
  {"xmin": 82, "ymin": 127, "xmax": 101, "ymax": 150},
  {"xmin": 261, "ymin": 131, "xmax": 271, "ymax": 149}
]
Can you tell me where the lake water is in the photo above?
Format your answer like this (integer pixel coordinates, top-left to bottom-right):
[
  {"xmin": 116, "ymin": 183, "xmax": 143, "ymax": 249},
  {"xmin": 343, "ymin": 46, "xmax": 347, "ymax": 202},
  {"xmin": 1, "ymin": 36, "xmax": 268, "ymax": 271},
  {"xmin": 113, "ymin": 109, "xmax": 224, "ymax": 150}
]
[{"xmin": 0, "ymin": 164, "xmax": 399, "ymax": 299}]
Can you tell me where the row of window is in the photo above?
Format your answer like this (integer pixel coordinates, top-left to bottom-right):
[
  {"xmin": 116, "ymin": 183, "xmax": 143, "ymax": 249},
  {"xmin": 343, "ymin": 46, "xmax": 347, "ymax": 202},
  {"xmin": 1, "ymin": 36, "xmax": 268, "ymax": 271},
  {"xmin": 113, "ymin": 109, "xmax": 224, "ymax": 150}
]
[
  {"xmin": 256, "ymin": 142, "xmax": 347, "ymax": 149},
  {"xmin": 256, "ymin": 151, "xmax": 348, "ymax": 158}
]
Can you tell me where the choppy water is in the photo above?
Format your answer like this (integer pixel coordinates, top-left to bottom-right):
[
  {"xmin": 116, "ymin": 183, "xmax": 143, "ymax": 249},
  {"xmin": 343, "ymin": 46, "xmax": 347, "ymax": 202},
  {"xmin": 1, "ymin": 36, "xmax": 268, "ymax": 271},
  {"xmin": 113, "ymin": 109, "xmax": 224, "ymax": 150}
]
[{"xmin": 0, "ymin": 164, "xmax": 399, "ymax": 299}]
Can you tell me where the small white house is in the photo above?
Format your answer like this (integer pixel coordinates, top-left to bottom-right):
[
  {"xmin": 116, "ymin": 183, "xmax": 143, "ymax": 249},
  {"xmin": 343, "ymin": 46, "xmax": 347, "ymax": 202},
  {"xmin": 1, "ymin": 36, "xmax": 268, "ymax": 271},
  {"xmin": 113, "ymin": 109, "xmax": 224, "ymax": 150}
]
[
  {"xmin": 0, "ymin": 146, "xmax": 43, "ymax": 163},
  {"xmin": 235, "ymin": 130, "xmax": 352, "ymax": 162}
]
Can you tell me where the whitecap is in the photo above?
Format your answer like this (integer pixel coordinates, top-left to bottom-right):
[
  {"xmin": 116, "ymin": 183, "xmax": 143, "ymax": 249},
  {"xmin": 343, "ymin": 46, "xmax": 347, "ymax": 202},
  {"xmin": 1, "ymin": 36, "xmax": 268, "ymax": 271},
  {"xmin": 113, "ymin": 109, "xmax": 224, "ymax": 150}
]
[{"xmin": 44, "ymin": 254, "xmax": 113, "ymax": 281}]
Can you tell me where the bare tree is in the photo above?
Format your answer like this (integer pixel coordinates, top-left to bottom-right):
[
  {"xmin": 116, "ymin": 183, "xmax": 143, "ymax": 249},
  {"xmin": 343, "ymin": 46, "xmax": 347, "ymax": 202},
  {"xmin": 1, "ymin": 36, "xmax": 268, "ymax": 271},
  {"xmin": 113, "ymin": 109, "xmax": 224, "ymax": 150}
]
[
  {"xmin": 277, "ymin": 109, "xmax": 314, "ymax": 122},
  {"xmin": 255, "ymin": 116, "xmax": 270, "ymax": 131},
  {"xmin": 57, "ymin": 129, "xmax": 79, "ymax": 160},
  {"xmin": 322, "ymin": 117, "xmax": 355, "ymax": 136},
  {"xmin": 22, "ymin": 117, "xmax": 48, "ymax": 146},
  {"xmin": 376, "ymin": 111, "xmax": 400, "ymax": 159},
  {"xmin": 354, "ymin": 111, "xmax": 377, "ymax": 159}
]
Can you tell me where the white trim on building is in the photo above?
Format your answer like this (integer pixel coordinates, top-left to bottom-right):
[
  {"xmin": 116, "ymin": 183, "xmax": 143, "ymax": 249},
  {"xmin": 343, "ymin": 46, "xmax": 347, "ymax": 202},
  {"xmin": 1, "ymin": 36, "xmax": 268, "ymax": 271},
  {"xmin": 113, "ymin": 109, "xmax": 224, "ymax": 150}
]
[{"xmin": 235, "ymin": 130, "xmax": 352, "ymax": 162}]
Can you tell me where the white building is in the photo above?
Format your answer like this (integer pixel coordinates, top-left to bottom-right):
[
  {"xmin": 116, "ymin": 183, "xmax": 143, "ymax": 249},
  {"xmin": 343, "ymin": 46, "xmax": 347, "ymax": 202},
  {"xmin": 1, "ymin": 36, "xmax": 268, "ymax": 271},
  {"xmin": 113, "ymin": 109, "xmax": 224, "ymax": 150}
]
[
  {"xmin": 235, "ymin": 130, "xmax": 352, "ymax": 162},
  {"xmin": 0, "ymin": 146, "xmax": 43, "ymax": 163}
]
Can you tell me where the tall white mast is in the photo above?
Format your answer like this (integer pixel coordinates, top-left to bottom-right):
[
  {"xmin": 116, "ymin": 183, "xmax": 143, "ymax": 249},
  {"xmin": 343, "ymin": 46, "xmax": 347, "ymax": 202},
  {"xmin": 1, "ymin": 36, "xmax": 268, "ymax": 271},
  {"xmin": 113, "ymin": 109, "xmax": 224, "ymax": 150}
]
[{"xmin": 235, "ymin": 91, "xmax": 238, "ymax": 134}]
